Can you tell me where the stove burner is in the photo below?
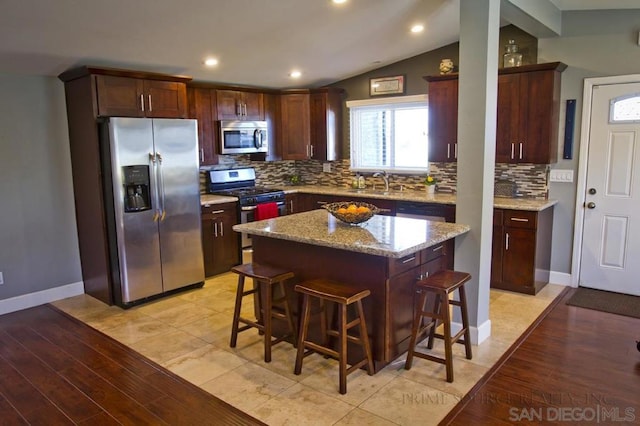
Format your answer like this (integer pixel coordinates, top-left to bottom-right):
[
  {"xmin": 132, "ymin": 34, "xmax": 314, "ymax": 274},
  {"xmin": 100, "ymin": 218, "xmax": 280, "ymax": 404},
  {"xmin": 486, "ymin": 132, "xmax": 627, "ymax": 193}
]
[{"xmin": 211, "ymin": 186, "xmax": 285, "ymax": 206}]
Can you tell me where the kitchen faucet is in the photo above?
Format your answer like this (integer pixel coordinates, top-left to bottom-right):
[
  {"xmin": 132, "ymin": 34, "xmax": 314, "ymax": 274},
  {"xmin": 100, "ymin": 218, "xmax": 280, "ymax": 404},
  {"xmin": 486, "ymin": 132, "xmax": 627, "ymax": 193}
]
[{"xmin": 373, "ymin": 171, "xmax": 390, "ymax": 192}]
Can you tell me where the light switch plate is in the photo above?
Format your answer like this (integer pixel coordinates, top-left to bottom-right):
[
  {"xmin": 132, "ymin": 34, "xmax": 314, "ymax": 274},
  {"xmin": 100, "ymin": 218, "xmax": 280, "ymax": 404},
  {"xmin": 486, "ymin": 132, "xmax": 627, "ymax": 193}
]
[{"xmin": 549, "ymin": 169, "xmax": 574, "ymax": 182}]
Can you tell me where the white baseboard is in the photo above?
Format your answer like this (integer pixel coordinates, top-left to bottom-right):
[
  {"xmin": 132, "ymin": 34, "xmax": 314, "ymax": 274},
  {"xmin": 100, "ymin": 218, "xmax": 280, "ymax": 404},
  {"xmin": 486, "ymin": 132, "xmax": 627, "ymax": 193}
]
[
  {"xmin": 451, "ymin": 319, "xmax": 491, "ymax": 345},
  {"xmin": 0, "ymin": 281, "xmax": 84, "ymax": 316},
  {"xmin": 549, "ymin": 271, "xmax": 573, "ymax": 287}
]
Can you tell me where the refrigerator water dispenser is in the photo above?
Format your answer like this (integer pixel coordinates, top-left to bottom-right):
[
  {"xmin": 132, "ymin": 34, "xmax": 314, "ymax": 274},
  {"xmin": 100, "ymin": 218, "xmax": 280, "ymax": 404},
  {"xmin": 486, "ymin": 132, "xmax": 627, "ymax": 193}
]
[{"xmin": 123, "ymin": 165, "xmax": 151, "ymax": 212}]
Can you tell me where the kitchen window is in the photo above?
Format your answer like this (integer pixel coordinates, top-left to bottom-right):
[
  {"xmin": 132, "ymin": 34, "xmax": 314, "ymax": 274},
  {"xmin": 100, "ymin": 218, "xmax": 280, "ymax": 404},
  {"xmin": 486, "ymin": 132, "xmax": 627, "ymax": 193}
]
[{"xmin": 348, "ymin": 94, "xmax": 428, "ymax": 173}]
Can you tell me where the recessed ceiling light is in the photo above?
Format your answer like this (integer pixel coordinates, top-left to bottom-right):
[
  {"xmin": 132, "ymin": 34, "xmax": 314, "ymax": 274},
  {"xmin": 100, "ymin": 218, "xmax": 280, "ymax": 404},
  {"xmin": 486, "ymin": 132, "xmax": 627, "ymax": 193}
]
[
  {"xmin": 332, "ymin": 0, "xmax": 347, "ymax": 4},
  {"xmin": 289, "ymin": 70, "xmax": 302, "ymax": 78},
  {"xmin": 411, "ymin": 24, "xmax": 424, "ymax": 33},
  {"xmin": 204, "ymin": 58, "xmax": 218, "ymax": 67}
]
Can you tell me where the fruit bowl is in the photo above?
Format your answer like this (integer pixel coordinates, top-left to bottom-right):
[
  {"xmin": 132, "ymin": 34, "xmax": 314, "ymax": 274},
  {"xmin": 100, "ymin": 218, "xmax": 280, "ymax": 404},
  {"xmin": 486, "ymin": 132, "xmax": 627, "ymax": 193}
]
[{"xmin": 322, "ymin": 201, "xmax": 385, "ymax": 225}]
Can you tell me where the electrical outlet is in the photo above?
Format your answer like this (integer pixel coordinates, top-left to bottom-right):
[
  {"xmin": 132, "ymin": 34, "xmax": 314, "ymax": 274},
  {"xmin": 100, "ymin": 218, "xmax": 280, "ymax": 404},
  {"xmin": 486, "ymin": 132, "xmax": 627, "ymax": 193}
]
[
  {"xmin": 0, "ymin": 272, "xmax": 3, "ymax": 285},
  {"xmin": 323, "ymin": 163, "xmax": 331, "ymax": 172}
]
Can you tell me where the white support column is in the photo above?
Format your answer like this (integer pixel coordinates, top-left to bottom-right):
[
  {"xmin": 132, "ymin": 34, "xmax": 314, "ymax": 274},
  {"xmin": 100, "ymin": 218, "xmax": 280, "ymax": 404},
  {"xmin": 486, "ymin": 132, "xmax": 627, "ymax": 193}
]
[{"xmin": 454, "ymin": 0, "xmax": 500, "ymax": 344}]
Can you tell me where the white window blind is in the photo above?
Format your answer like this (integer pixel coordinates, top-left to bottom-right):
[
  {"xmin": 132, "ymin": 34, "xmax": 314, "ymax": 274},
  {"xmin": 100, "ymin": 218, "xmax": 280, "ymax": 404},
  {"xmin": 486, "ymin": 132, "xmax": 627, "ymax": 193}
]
[{"xmin": 348, "ymin": 94, "xmax": 429, "ymax": 173}]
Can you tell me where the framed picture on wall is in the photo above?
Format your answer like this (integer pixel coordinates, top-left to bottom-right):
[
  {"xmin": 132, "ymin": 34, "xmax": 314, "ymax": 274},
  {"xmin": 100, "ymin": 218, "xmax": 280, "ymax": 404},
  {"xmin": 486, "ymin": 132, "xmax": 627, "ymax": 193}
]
[{"xmin": 369, "ymin": 75, "xmax": 405, "ymax": 96}]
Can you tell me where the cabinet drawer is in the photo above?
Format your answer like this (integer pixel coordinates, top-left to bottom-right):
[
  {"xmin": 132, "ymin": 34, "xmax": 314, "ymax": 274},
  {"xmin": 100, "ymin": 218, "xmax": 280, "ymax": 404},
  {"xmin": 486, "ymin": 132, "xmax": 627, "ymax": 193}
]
[
  {"xmin": 503, "ymin": 210, "xmax": 537, "ymax": 229},
  {"xmin": 202, "ymin": 203, "xmax": 235, "ymax": 218},
  {"xmin": 421, "ymin": 242, "xmax": 447, "ymax": 263},
  {"xmin": 388, "ymin": 252, "xmax": 421, "ymax": 277}
]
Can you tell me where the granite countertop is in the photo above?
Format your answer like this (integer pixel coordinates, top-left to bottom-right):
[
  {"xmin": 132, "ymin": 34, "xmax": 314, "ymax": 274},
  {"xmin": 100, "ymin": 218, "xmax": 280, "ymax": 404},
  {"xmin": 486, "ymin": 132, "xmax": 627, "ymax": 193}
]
[
  {"xmin": 284, "ymin": 185, "xmax": 557, "ymax": 211},
  {"xmin": 200, "ymin": 194, "xmax": 238, "ymax": 205},
  {"xmin": 232, "ymin": 209, "xmax": 470, "ymax": 258}
]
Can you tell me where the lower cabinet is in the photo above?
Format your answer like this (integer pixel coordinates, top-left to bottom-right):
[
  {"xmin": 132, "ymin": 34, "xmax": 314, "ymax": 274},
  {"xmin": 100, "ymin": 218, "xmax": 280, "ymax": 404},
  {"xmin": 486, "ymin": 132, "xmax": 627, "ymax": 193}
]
[
  {"xmin": 201, "ymin": 202, "xmax": 240, "ymax": 277},
  {"xmin": 284, "ymin": 193, "xmax": 299, "ymax": 215},
  {"xmin": 491, "ymin": 208, "xmax": 553, "ymax": 294},
  {"xmin": 386, "ymin": 244, "xmax": 448, "ymax": 360}
]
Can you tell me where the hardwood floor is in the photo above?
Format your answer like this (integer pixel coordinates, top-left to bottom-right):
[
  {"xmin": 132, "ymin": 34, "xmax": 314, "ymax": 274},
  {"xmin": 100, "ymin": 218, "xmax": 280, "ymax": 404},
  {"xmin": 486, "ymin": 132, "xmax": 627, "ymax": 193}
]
[
  {"xmin": 441, "ymin": 287, "xmax": 640, "ymax": 425},
  {"xmin": 0, "ymin": 304, "xmax": 264, "ymax": 425}
]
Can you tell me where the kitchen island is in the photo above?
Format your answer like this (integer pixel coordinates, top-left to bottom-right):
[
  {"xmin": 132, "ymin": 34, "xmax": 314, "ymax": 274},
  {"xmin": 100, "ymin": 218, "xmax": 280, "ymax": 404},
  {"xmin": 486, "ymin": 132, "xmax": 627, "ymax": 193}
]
[{"xmin": 233, "ymin": 209, "xmax": 470, "ymax": 371}]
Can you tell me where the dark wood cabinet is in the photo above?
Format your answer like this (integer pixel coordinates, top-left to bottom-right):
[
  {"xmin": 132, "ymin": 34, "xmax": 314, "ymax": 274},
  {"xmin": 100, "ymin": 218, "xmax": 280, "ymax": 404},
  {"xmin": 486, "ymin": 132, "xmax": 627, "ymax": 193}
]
[
  {"xmin": 284, "ymin": 193, "xmax": 299, "ymax": 215},
  {"xmin": 187, "ymin": 87, "xmax": 218, "ymax": 165},
  {"xmin": 424, "ymin": 76, "xmax": 458, "ymax": 162},
  {"xmin": 58, "ymin": 67, "xmax": 190, "ymax": 120},
  {"xmin": 280, "ymin": 92, "xmax": 311, "ymax": 160},
  {"xmin": 201, "ymin": 202, "xmax": 240, "ymax": 277},
  {"xmin": 279, "ymin": 89, "xmax": 343, "ymax": 161},
  {"xmin": 309, "ymin": 88, "xmax": 344, "ymax": 161},
  {"xmin": 216, "ymin": 89, "xmax": 264, "ymax": 121},
  {"xmin": 491, "ymin": 208, "xmax": 554, "ymax": 294},
  {"xmin": 95, "ymin": 75, "xmax": 188, "ymax": 118},
  {"xmin": 386, "ymin": 243, "xmax": 448, "ymax": 360},
  {"xmin": 496, "ymin": 62, "xmax": 566, "ymax": 164},
  {"xmin": 425, "ymin": 62, "xmax": 566, "ymax": 164}
]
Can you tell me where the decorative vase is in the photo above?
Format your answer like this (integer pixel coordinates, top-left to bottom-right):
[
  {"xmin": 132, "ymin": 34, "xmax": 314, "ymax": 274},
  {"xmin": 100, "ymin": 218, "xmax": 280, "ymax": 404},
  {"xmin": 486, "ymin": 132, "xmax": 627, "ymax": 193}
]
[
  {"xmin": 426, "ymin": 185, "xmax": 435, "ymax": 194},
  {"xmin": 439, "ymin": 59, "xmax": 454, "ymax": 75}
]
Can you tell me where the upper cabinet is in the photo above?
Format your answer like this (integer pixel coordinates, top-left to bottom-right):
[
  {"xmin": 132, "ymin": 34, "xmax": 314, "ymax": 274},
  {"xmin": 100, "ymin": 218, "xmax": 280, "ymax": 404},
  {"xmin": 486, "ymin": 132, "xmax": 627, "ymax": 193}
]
[
  {"xmin": 216, "ymin": 89, "xmax": 264, "ymax": 121},
  {"xmin": 280, "ymin": 92, "xmax": 311, "ymax": 160},
  {"xmin": 280, "ymin": 88, "xmax": 344, "ymax": 161},
  {"xmin": 187, "ymin": 87, "xmax": 218, "ymax": 165},
  {"xmin": 58, "ymin": 67, "xmax": 190, "ymax": 119},
  {"xmin": 310, "ymin": 88, "xmax": 344, "ymax": 162},
  {"xmin": 496, "ymin": 62, "xmax": 566, "ymax": 164},
  {"xmin": 424, "ymin": 62, "xmax": 566, "ymax": 164},
  {"xmin": 424, "ymin": 76, "xmax": 458, "ymax": 162}
]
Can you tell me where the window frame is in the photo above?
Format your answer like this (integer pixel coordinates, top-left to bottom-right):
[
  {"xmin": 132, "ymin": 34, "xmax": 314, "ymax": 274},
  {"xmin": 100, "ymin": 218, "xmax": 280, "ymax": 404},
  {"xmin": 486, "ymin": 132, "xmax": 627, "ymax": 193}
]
[{"xmin": 347, "ymin": 94, "xmax": 429, "ymax": 174}]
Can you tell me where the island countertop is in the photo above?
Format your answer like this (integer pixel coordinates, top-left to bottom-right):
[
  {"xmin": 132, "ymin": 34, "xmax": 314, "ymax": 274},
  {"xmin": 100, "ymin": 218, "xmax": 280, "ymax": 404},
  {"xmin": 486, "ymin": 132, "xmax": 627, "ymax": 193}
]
[{"xmin": 233, "ymin": 209, "xmax": 470, "ymax": 258}]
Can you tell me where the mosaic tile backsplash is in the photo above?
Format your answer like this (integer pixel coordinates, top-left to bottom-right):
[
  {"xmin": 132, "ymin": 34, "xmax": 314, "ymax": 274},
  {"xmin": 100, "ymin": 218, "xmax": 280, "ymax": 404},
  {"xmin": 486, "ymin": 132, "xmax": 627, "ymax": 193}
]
[{"xmin": 201, "ymin": 156, "xmax": 549, "ymax": 199}]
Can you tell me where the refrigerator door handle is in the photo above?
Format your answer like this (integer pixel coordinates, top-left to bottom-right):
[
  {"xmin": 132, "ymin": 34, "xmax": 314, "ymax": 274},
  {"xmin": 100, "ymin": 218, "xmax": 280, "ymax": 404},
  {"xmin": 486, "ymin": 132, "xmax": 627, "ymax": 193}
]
[
  {"xmin": 156, "ymin": 152, "xmax": 166, "ymax": 221},
  {"xmin": 149, "ymin": 152, "xmax": 161, "ymax": 221}
]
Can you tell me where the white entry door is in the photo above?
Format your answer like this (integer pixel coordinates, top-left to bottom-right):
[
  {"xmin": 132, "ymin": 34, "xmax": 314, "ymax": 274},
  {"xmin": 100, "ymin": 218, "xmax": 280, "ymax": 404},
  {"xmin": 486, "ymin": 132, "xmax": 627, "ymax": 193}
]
[{"xmin": 580, "ymin": 82, "xmax": 640, "ymax": 296}]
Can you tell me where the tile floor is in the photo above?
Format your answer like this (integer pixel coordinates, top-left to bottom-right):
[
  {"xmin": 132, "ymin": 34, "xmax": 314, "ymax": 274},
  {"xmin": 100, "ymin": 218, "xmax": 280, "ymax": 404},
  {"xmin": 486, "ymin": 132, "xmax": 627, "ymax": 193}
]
[{"xmin": 52, "ymin": 272, "xmax": 564, "ymax": 426}]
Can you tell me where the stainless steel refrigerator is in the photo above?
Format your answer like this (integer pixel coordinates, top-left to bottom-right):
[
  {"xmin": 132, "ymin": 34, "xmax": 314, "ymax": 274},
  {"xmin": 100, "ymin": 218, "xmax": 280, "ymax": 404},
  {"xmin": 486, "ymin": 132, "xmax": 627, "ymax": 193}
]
[{"xmin": 101, "ymin": 117, "xmax": 204, "ymax": 306}]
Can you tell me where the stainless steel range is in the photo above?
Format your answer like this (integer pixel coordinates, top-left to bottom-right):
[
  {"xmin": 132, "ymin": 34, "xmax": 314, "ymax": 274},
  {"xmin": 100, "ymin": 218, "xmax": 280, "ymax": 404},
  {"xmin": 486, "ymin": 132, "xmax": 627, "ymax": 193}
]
[{"xmin": 207, "ymin": 168, "xmax": 285, "ymax": 248}]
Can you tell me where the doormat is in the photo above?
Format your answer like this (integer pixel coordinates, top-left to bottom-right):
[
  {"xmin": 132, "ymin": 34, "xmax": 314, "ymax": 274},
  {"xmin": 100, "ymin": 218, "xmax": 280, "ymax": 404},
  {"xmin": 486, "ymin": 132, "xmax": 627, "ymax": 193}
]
[{"xmin": 566, "ymin": 287, "xmax": 640, "ymax": 319}]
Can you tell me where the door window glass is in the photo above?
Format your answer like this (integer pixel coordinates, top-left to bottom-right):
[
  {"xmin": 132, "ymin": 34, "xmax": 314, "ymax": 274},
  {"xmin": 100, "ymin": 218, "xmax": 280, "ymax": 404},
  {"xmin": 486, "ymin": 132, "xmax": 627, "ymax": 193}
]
[{"xmin": 610, "ymin": 94, "xmax": 640, "ymax": 123}]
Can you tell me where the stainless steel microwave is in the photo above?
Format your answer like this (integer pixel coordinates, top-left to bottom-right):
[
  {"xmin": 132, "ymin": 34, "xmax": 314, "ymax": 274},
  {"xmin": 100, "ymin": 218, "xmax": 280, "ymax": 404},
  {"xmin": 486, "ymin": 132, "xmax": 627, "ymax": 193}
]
[{"xmin": 219, "ymin": 120, "xmax": 268, "ymax": 155}]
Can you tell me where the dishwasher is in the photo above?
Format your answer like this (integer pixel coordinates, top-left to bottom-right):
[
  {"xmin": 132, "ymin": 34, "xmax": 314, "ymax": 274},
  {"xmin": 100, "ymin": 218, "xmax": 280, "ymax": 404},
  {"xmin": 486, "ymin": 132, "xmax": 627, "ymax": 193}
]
[{"xmin": 395, "ymin": 201, "xmax": 448, "ymax": 222}]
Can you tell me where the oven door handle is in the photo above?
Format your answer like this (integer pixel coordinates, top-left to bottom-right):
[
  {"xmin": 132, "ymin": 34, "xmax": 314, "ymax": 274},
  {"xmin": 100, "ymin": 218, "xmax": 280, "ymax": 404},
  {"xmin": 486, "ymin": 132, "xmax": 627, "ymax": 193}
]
[{"xmin": 241, "ymin": 201, "xmax": 284, "ymax": 212}]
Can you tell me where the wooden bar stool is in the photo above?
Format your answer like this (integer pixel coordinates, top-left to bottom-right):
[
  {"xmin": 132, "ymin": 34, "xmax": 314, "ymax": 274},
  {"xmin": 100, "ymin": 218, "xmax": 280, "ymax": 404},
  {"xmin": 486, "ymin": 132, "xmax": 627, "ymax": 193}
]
[
  {"xmin": 293, "ymin": 279, "xmax": 374, "ymax": 395},
  {"xmin": 404, "ymin": 270, "xmax": 472, "ymax": 383},
  {"xmin": 229, "ymin": 263, "xmax": 297, "ymax": 363}
]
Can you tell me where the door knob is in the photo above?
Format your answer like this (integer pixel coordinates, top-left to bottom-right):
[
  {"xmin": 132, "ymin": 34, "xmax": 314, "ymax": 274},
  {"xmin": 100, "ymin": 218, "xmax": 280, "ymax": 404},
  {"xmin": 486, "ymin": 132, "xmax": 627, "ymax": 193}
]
[
  {"xmin": 588, "ymin": 188, "xmax": 597, "ymax": 195},
  {"xmin": 586, "ymin": 202, "xmax": 596, "ymax": 209}
]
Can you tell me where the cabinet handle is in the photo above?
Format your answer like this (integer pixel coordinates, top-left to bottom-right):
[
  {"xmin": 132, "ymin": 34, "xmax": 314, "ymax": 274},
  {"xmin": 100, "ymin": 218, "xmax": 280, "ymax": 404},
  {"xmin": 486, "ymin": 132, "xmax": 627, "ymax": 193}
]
[
  {"xmin": 200, "ymin": 149, "xmax": 204, "ymax": 163},
  {"xmin": 454, "ymin": 143, "xmax": 458, "ymax": 159},
  {"xmin": 505, "ymin": 232, "xmax": 509, "ymax": 251},
  {"xmin": 310, "ymin": 144, "xmax": 314, "ymax": 158},
  {"xmin": 447, "ymin": 143, "xmax": 451, "ymax": 159},
  {"xmin": 306, "ymin": 145, "xmax": 310, "ymax": 157},
  {"xmin": 511, "ymin": 143, "xmax": 515, "ymax": 159},
  {"xmin": 432, "ymin": 245, "xmax": 444, "ymax": 252},
  {"xmin": 401, "ymin": 256, "xmax": 416, "ymax": 264},
  {"xmin": 219, "ymin": 221, "xmax": 224, "ymax": 236},
  {"xmin": 243, "ymin": 103, "xmax": 247, "ymax": 116},
  {"xmin": 510, "ymin": 217, "xmax": 529, "ymax": 222},
  {"xmin": 289, "ymin": 200, "xmax": 294, "ymax": 213},
  {"xmin": 213, "ymin": 222, "xmax": 218, "ymax": 237},
  {"xmin": 316, "ymin": 200, "xmax": 328, "ymax": 205},
  {"xmin": 140, "ymin": 94, "xmax": 145, "ymax": 112},
  {"xmin": 211, "ymin": 209, "xmax": 225, "ymax": 214},
  {"xmin": 519, "ymin": 143, "xmax": 523, "ymax": 159},
  {"xmin": 148, "ymin": 95, "xmax": 152, "ymax": 112}
]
